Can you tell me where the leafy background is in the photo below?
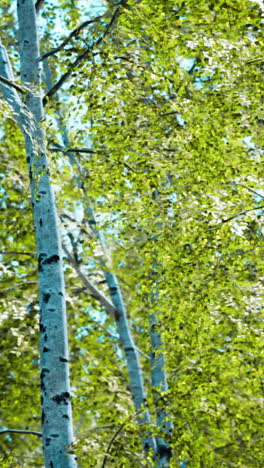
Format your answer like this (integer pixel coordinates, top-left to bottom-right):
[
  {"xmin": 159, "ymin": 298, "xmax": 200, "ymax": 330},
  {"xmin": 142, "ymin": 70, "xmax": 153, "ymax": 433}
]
[{"xmin": 0, "ymin": 0, "xmax": 264, "ymax": 466}]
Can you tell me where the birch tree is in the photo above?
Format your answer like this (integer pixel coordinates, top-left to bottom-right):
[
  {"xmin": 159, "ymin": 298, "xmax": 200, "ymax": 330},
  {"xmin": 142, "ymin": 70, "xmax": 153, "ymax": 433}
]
[{"xmin": 0, "ymin": 1, "xmax": 76, "ymax": 466}]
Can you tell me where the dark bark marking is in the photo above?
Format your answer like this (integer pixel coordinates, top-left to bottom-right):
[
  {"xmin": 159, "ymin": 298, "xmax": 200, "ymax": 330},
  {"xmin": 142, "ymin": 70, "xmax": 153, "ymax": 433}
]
[
  {"xmin": 40, "ymin": 368, "xmax": 49, "ymax": 390},
  {"xmin": 110, "ymin": 286, "xmax": 118, "ymax": 294},
  {"xmin": 50, "ymin": 463, "xmax": 54, "ymax": 468},
  {"xmin": 40, "ymin": 323, "xmax": 47, "ymax": 333},
  {"xmin": 62, "ymin": 414, "xmax": 69, "ymax": 419},
  {"xmin": 41, "ymin": 368, "xmax": 50, "ymax": 378},
  {"xmin": 59, "ymin": 357, "xmax": 68, "ymax": 362},
  {"xmin": 29, "ymin": 168, "xmax": 33, "ymax": 180},
  {"xmin": 44, "ymin": 333, "xmax": 48, "ymax": 342},
  {"xmin": 45, "ymin": 437, "xmax": 51, "ymax": 447},
  {"xmin": 52, "ymin": 391, "xmax": 70, "ymax": 405},
  {"xmin": 38, "ymin": 253, "xmax": 47, "ymax": 272},
  {"xmin": 42, "ymin": 254, "xmax": 60, "ymax": 265},
  {"xmin": 47, "ymin": 308, "xmax": 56, "ymax": 312},
  {"xmin": 50, "ymin": 434, "xmax": 59, "ymax": 438},
  {"xmin": 125, "ymin": 347, "xmax": 134, "ymax": 353},
  {"xmin": 58, "ymin": 292, "xmax": 63, "ymax": 296},
  {"xmin": 157, "ymin": 443, "xmax": 172, "ymax": 459},
  {"xmin": 43, "ymin": 293, "xmax": 50, "ymax": 304},
  {"xmin": 43, "ymin": 347, "xmax": 50, "ymax": 352},
  {"xmin": 26, "ymin": 156, "xmax": 30, "ymax": 164},
  {"xmin": 40, "ymin": 191, "xmax": 47, "ymax": 194},
  {"xmin": 41, "ymin": 410, "xmax": 45, "ymax": 424},
  {"xmin": 40, "ymin": 218, "xmax": 43, "ymax": 226}
]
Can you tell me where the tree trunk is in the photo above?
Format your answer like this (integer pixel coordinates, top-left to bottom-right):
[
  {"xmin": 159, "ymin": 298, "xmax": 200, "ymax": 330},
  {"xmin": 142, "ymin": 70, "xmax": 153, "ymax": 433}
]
[{"xmin": 0, "ymin": 1, "xmax": 76, "ymax": 466}]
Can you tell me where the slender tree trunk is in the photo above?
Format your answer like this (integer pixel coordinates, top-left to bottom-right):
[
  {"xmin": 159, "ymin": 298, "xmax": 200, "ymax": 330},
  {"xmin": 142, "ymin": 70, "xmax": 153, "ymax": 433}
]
[
  {"xmin": 149, "ymin": 190, "xmax": 173, "ymax": 466},
  {"xmin": 0, "ymin": 1, "xmax": 76, "ymax": 465},
  {"xmin": 150, "ymin": 265, "xmax": 173, "ymax": 467}
]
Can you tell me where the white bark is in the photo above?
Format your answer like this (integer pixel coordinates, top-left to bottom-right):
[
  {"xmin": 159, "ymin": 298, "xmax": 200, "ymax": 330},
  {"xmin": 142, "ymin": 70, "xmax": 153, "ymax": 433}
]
[{"xmin": 0, "ymin": 1, "xmax": 76, "ymax": 465}]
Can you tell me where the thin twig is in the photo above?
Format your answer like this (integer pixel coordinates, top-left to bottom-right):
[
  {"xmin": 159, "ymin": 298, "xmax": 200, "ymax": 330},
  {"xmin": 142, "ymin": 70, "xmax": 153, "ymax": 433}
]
[
  {"xmin": 43, "ymin": 2, "xmax": 127, "ymax": 104},
  {"xmin": 101, "ymin": 409, "xmax": 144, "ymax": 468},
  {"xmin": 94, "ymin": 5, "xmax": 122, "ymax": 48},
  {"xmin": 38, "ymin": 16, "xmax": 103, "ymax": 62},
  {"xmin": 43, "ymin": 46, "xmax": 92, "ymax": 105},
  {"xmin": 0, "ymin": 251, "xmax": 35, "ymax": 256},
  {"xmin": 226, "ymin": 182, "xmax": 264, "ymax": 200},
  {"xmin": 0, "ymin": 429, "xmax": 42, "ymax": 437},
  {"xmin": 246, "ymin": 57, "xmax": 264, "ymax": 65},
  {"xmin": 101, "ymin": 422, "xmax": 129, "ymax": 468},
  {"xmin": 60, "ymin": 213, "xmax": 92, "ymax": 239},
  {"xmin": 0, "ymin": 281, "xmax": 37, "ymax": 294},
  {"xmin": 216, "ymin": 205, "xmax": 264, "ymax": 225},
  {"xmin": 49, "ymin": 146, "xmax": 97, "ymax": 154}
]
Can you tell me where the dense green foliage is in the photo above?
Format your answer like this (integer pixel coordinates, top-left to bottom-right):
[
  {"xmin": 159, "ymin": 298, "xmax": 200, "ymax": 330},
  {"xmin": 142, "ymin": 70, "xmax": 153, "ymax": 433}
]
[{"xmin": 1, "ymin": 0, "xmax": 264, "ymax": 466}]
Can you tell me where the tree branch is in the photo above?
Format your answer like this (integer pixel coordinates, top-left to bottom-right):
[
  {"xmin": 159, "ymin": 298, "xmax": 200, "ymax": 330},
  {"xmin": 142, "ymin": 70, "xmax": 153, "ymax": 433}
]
[
  {"xmin": 218, "ymin": 205, "xmax": 264, "ymax": 225},
  {"xmin": 49, "ymin": 146, "xmax": 97, "ymax": 154},
  {"xmin": 94, "ymin": 4, "xmax": 123, "ymax": 49},
  {"xmin": 62, "ymin": 243, "xmax": 119, "ymax": 320},
  {"xmin": 101, "ymin": 422, "xmax": 126, "ymax": 468},
  {"xmin": 43, "ymin": 44, "xmax": 95, "ymax": 105},
  {"xmin": 0, "ymin": 74, "xmax": 27, "ymax": 95},
  {"xmin": 246, "ymin": 57, "xmax": 264, "ymax": 65},
  {"xmin": 0, "ymin": 429, "xmax": 42, "ymax": 437},
  {"xmin": 226, "ymin": 182, "xmax": 264, "ymax": 200},
  {"xmin": 0, "ymin": 251, "xmax": 35, "ymax": 256},
  {"xmin": 38, "ymin": 17, "xmax": 103, "ymax": 62},
  {"xmin": 43, "ymin": 2, "xmax": 128, "ymax": 104},
  {"xmin": 101, "ymin": 409, "xmax": 143, "ymax": 468}
]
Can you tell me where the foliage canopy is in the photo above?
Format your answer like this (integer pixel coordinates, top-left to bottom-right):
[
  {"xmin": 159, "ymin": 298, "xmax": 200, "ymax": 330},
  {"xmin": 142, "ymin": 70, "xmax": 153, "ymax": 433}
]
[{"xmin": 0, "ymin": 0, "xmax": 264, "ymax": 466}]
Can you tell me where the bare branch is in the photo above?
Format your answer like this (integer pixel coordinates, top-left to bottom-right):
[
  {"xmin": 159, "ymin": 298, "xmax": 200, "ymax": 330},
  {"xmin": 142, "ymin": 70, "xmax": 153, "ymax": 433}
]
[
  {"xmin": 94, "ymin": 5, "xmax": 122, "ymax": 48},
  {"xmin": 0, "ymin": 281, "xmax": 38, "ymax": 294},
  {"xmin": 43, "ymin": 46, "xmax": 92, "ymax": 105},
  {"xmin": 246, "ymin": 57, "xmax": 264, "ymax": 65},
  {"xmin": 226, "ymin": 182, "xmax": 264, "ymax": 200},
  {"xmin": 43, "ymin": 2, "xmax": 128, "ymax": 104},
  {"xmin": 62, "ymin": 243, "xmax": 119, "ymax": 320},
  {"xmin": 218, "ymin": 205, "xmax": 264, "ymax": 225},
  {"xmin": 49, "ymin": 146, "xmax": 97, "ymax": 154},
  {"xmin": 0, "ymin": 74, "xmax": 27, "ymax": 95},
  {"xmin": 0, "ymin": 429, "xmax": 42, "ymax": 437},
  {"xmin": 60, "ymin": 213, "xmax": 92, "ymax": 239},
  {"xmin": 101, "ymin": 409, "xmax": 142, "ymax": 468},
  {"xmin": 101, "ymin": 422, "xmax": 126, "ymax": 468},
  {"xmin": 0, "ymin": 251, "xmax": 35, "ymax": 256},
  {"xmin": 38, "ymin": 17, "xmax": 103, "ymax": 62}
]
